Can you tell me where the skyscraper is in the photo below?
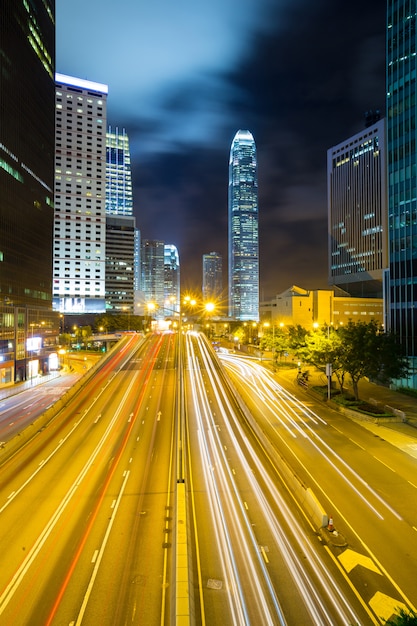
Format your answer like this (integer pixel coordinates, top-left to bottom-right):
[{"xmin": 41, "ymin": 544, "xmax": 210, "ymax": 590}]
[
  {"xmin": 327, "ymin": 118, "xmax": 388, "ymax": 298},
  {"xmin": 106, "ymin": 127, "xmax": 133, "ymax": 216},
  {"xmin": 164, "ymin": 245, "xmax": 180, "ymax": 315},
  {"xmin": 228, "ymin": 130, "xmax": 259, "ymax": 320},
  {"xmin": 140, "ymin": 240, "xmax": 165, "ymax": 318},
  {"xmin": 202, "ymin": 252, "xmax": 223, "ymax": 301},
  {"xmin": 1, "ymin": 0, "xmax": 57, "ymax": 385},
  {"xmin": 386, "ymin": 1, "xmax": 417, "ymax": 381},
  {"xmin": 53, "ymin": 74, "xmax": 108, "ymax": 314},
  {"xmin": 105, "ymin": 127, "xmax": 138, "ymax": 314},
  {"xmin": 1, "ymin": 0, "xmax": 55, "ymax": 308}
]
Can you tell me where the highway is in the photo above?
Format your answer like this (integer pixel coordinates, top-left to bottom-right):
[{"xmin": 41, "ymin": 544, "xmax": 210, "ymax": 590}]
[
  {"xmin": 183, "ymin": 332, "xmax": 368, "ymax": 626},
  {"xmin": 219, "ymin": 349, "xmax": 417, "ymax": 624},
  {"xmin": 0, "ymin": 331, "xmax": 416, "ymax": 624},
  {"xmin": 0, "ymin": 331, "xmax": 178, "ymax": 625}
]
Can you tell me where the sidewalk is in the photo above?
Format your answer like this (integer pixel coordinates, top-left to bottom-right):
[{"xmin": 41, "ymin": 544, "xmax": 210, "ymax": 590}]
[{"xmin": 275, "ymin": 365, "xmax": 417, "ymax": 461}]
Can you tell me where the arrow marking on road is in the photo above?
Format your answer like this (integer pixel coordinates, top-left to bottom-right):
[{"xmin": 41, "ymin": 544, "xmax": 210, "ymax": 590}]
[
  {"xmin": 338, "ymin": 548, "xmax": 381, "ymax": 574},
  {"xmin": 157, "ymin": 411, "xmax": 162, "ymax": 421}
]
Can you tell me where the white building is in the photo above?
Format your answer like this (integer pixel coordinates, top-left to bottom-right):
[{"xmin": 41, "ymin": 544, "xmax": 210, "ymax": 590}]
[{"xmin": 53, "ymin": 74, "xmax": 108, "ymax": 314}]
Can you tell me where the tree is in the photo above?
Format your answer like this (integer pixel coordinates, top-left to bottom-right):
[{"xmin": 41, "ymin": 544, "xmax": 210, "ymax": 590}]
[
  {"xmin": 286, "ymin": 321, "xmax": 409, "ymax": 400},
  {"xmin": 337, "ymin": 320, "xmax": 409, "ymax": 400},
  {"xmin": 259, "ymin": 327, "xmax": 289, "ymax": 363},
  {"xmin": 384, "ymin": 608, "xmax": 417, "ymax": 625},
  {"xmin": 287, "ymin": 325, "xmax": 310, "ymax": 360}
]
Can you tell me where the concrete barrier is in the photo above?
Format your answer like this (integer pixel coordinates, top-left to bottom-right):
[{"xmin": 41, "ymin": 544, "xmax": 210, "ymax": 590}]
[{"xmin": 175, "ymin": 481, "xmax": 191, "ymax": 626}]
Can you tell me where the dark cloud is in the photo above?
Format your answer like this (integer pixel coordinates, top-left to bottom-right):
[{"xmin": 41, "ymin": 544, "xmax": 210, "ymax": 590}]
[
  {"xmin": 130, "ymin": 0, "xmax": 385, "ymax": 297},
  {"xmin": 57, "ymin": 0, "xmax": 386, "ymax": 299}
]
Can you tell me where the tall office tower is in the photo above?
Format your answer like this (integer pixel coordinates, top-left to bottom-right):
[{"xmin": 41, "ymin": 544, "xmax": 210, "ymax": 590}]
[
  {"xmin": 327, "ymin": 119, "xmax": 388, "ymax": 298},
  {"xmin": 105, "ymin": 127, "xmax": 136, "ymax": 314},
  {"xmin": 1, "ymin": 0, "xmax": 57, "ymax": 385},
  {"xmin": 141, "ymin": 240, "xmax": 165, "ymax": 318},
  {"xmin": 105, "ymin": 216, "xmax": 136, "ymax": 313},
  {"xmin": 0, "ymin": 0, "xmax": 55, "ymax": 308},
  {"xmin": 202, "ymin": 252, "xmax": 223, "ymax": 301},
  {"xmin": 387, "ymin": 1, "xmax": 417, "ymax": 376},
  {"xmin": 106, "ymin": 127, "xmax": 133, "ymax": 216},
  {"xmin": 164, "ymin": 245, "xmax": 180, "ymax": 315},
  {"xmin": 53, "ymin": 74, "xmax": 108, "ymax": 314},
  {"xmin": 228, "ymin": 130, "xmax": 259, "ymax": 321}
]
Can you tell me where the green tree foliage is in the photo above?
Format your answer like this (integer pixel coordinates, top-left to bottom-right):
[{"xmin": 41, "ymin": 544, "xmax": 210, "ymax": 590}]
[
  {"xmin": 94, "ymin": 313, "xmax": 144, "ymax": 332},
  {"xmin": 259, "ymin": 327, "xmax": 289, "ymax": 363},
  {"xmin": 287, "ymin": 320, "xmax": 409, "ymax": 400},
  {"xmin": 384, "ymin": 607, "xmax": 417, "ymax": 625},
  {"xmin": 338, "ymin": 320, "xmax": 409, "ymax": 400}
]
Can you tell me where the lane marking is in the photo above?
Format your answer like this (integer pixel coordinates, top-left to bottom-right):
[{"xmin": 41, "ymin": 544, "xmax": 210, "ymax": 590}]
[
  {"xmin": 369, "ymin": 591, "xmax": 408, "ymax": 622},
  {"xmin": 338, "ymin": 549, "xmax": 381, "ymax": 575},
  {"xmin": 373, "ymin": 456, "xmax": 396, "ymax": 473},
  {"xmin": 260, "ymin": 546, "xmax": 269, "ymax": 564}
]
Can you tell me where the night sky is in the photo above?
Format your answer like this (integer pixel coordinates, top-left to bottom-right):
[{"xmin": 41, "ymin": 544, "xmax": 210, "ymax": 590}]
[{"xmin": 56, "ymin": 0, "xmax": 386, "ymax": 300}]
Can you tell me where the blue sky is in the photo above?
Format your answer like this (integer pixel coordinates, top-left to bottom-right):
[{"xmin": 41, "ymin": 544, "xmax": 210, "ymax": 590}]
[{"xmin": 56, "ymin": 0, "xmax": 386, "ymax": 298}]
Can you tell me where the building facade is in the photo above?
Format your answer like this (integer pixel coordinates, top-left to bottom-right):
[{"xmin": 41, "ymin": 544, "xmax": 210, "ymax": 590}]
[
  {"xmin": 202, "ymin": 252, "xmax": 223, "ymax": 302},
  {"xmin": 140, "ymin": 240, "xmax": 165, "ymax": 318},
  {"xmin": 386, "ymin": 1, "xmax": 417, "ymax": 381},
  {"xmin": 164, "ymin": 245, "xmax": 180, "ymax": 315},
  {"xmin": 105, "ymin": 216, "xmax": 136, "ymax": 313},
  {"xmin": 106, "ymin": 127, "xmax": 133, "ymax": 216},
  {"xmin": 1, "ymin": 0, "xmax": 58, "ymax": 386},
  {"xmin": 53, "ymin": 74, "xmax": 108, "ymax": 314},
  {"xmin": 327, "ymin": 118, "xmax": 388, "ymax": 298},
  {"xmin": 105, "ymin": 127, "xmax": 137, "ymax": 315},
  {"xmin": 260, "ymin": 285, "xmax": 384, "ymax": 329},
  {"xmin": 228, "ymin": 130, "xmax": 259, "ymax": 321}
]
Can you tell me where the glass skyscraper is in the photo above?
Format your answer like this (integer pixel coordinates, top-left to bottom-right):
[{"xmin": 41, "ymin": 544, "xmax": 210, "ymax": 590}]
[
  {"xmin": 164, "ymin": 245, "xmax": 180, "ymax": 315},
  {"xmin": 202, "ymin": 252, "xmax": 223, "ymax": 301},
  {"xmin": 328, "ymin": 118, "xmax": 387, "ymax": 298},
  {"xmin": 387, "ymin": 1, "xmax": 417, "ymax": 382},
  {"xmin": 1, "ymin": 0, "xmax": 57, "ymax": 385},
  {"xmin": 106, "ymin": 127, "xmax": 133, "ymax": 216},
  {"xmin": 228, "ymin": 130, "xmax": 259, "ymax": 320},
  {"xmin": 105, "ymin": 127, "xmax": 137, "ymax": 314}
]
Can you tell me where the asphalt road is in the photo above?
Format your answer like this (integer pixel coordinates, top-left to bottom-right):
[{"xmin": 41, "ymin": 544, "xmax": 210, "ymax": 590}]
[
  {"xmin": 184, "ymin": 333, "xmax": 372, "ymax": 625},
  {"xmin": 0, "ymin": 332, "xmax": 178, "ymax": 625},
  {"xmin": 220, "ymin": 350, "xmax": 417, "ymax": 624},
  {"xmin": 1, "ymin": 333, "xmax": 415, "ymax": 625}
]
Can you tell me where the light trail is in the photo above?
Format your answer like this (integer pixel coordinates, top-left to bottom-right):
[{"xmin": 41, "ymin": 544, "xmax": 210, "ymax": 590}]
[
  {"xmin": 185, "ymin": 332, "xmax": 362, "ymax": 625},
  {"xmin": 220, "ymin": 353, "xmax": 402, "ymax": 522}
]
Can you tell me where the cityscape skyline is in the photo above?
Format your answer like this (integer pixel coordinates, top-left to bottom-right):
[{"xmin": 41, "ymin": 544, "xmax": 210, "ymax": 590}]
[{"xmin": 56, "ymin": 0, "xmax": 386, "ymax": 298}]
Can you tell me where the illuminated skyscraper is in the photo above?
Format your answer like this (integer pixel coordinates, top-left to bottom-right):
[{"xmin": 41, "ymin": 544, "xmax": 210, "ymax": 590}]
[
  {"xmin": 53, "ymin": 74, "xmax": 108, "ymax": 314},
  {"xmin": 164, "ymin": 245, "xmax": 180, "ymax": 315},
  {"xmin": 386, "ymin": 1, "xmax": 417, "ymax": 383},
  {"xmin": 141, "ymin": 240, "xmax": 165, "ymax": 317},
  {"xmin": 106, "ymin": 127, "xmax": 133, "ymax": 216},
  {"xmin": 327, "ymin": 118, "xmax": 387, "ymax": 298},
  {"xmin": 228, "ymin": 130, "xmax": 259, "ymax": 320},
  {"xmin": 202, "ymin": 252, "xmax": 222, "ymax": 301},
  {"xmin": 1, "ymin": 0, "xmax": 55, "ymax": 309},
  {"xmin": 105, "ymin": 127, "xmax": 138, "ymax": 314},
  {"xmin": 1, "ymin": 0, "xmax": 57, "ymax": 385}
]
